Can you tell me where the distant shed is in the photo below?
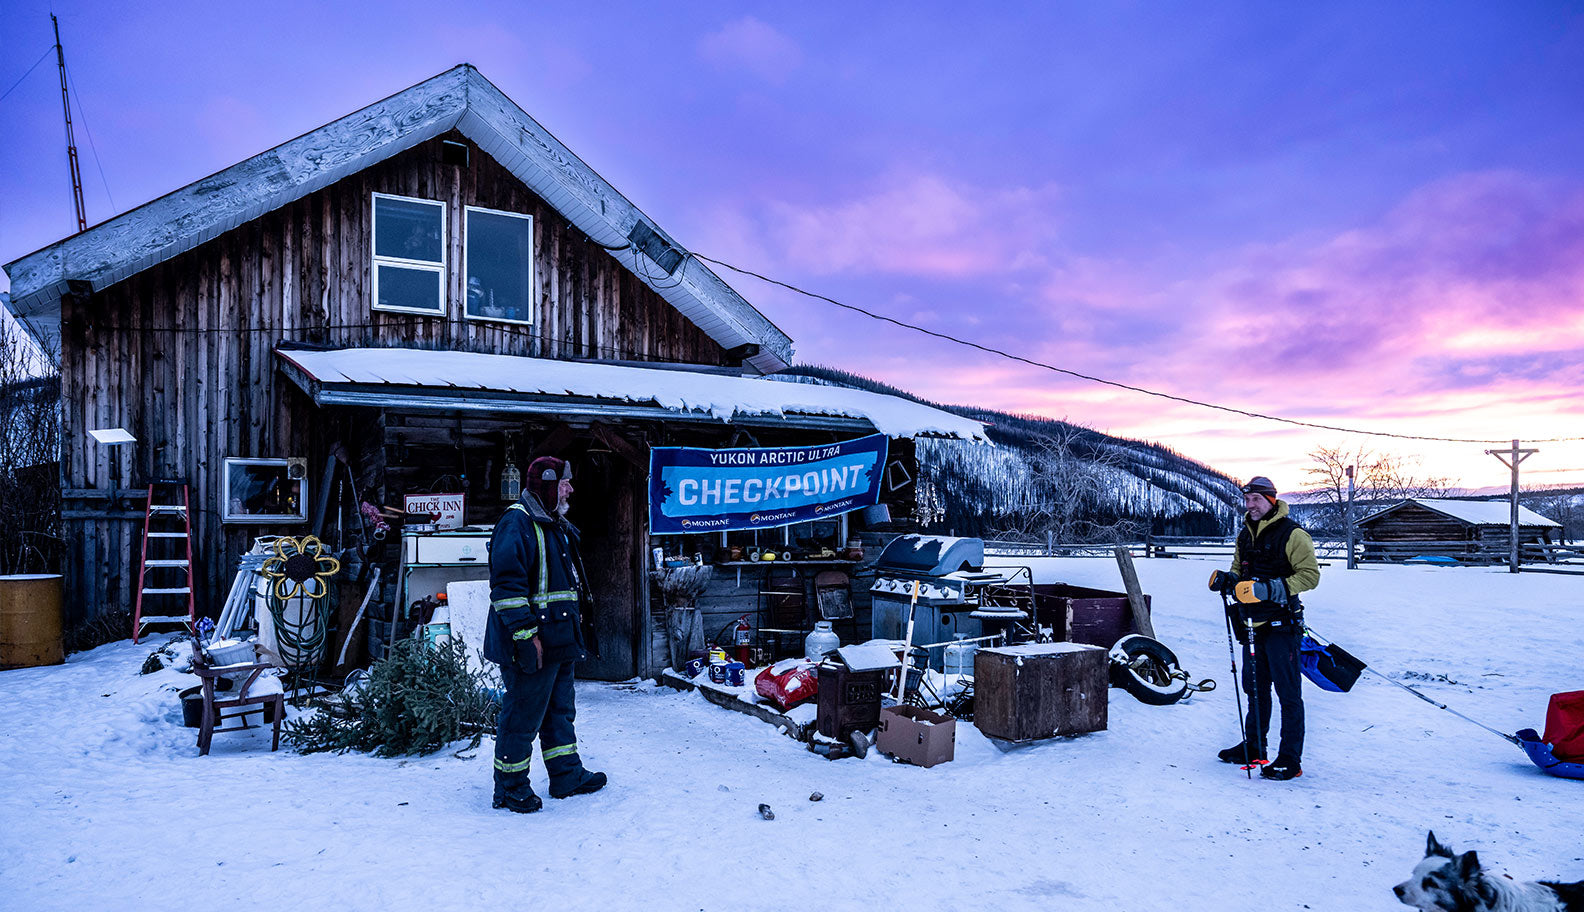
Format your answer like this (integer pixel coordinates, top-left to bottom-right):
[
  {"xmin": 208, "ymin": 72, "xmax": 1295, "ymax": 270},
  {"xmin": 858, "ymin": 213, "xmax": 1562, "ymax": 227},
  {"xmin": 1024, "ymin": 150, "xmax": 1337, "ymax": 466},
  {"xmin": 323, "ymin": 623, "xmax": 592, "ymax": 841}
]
[{"xmin": 1354, "ymin": 498, "xmax": 1560, "ymax": 563}]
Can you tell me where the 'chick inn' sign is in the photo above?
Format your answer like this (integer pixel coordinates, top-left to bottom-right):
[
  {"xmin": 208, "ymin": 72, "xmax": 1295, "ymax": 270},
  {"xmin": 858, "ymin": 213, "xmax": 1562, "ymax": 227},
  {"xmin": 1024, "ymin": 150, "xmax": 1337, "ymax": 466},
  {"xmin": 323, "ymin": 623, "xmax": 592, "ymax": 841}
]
[{"xmin": 648, "ymin": 434, "xmax": 888, "ymax": 534}]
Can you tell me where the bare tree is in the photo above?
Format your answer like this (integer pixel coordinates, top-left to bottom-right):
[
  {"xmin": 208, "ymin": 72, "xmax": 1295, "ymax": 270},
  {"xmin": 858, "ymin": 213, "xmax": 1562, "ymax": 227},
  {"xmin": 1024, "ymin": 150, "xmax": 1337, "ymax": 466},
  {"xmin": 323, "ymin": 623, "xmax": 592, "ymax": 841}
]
[
  {"xmin": 1365, "ymin": 453, "xmax": 1451, "ymax": 503},
  {"xmin": 994, "ymin": 424, "xmax": 1133, "ymax": 545},
  {"xmin": 0, "ymin": 312, "xmax": 60, "ymax": 574},
  {"xmin": 1305, "ymin": 444, "xmax": 1453, "ymax": 535},
  {"xmin": 1303, "ymin": 444, "xmax": 1373, "ymax": 533}
]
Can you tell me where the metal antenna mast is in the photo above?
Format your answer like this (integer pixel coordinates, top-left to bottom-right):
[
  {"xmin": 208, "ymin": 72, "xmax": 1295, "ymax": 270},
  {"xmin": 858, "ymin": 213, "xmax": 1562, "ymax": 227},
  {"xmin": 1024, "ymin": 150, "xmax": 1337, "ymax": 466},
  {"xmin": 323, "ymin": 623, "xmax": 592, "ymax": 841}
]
[{"xmin": 52, "ymin": 14, "xmax": 87, "ymax": 233}]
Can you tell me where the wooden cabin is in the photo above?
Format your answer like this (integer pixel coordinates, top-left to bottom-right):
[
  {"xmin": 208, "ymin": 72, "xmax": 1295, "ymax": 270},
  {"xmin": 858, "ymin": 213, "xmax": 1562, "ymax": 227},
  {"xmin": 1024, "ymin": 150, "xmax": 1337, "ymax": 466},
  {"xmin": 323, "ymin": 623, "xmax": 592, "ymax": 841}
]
[
  {"xmin": 2, "ymin": 65, "xmax": 985, "ymax": 679},
  {"xmin": 1354, "ymin": 497, "xmax": 1560, "ymax": 564}
]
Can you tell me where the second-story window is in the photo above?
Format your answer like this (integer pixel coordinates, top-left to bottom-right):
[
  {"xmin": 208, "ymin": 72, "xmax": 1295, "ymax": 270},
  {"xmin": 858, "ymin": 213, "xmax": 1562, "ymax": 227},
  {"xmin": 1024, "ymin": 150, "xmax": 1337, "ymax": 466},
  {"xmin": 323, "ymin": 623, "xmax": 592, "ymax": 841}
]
[
  {"xmin": 464, "ymin": 206, "xmax": 535, "ymax": 325},
  {"xmin": 372, "ymin": 193, "xmax": 445, "ymax": 315}
]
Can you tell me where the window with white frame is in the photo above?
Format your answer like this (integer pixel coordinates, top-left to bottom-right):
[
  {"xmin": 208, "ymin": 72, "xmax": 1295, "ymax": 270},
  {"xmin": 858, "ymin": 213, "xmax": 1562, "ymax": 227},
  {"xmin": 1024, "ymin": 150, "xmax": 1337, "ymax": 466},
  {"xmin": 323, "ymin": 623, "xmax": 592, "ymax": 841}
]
[
  {"xmin": 464, "ymin": 206, "xmax": 536, "ymax": 324},
  {"xmin": 372, "ymin": 193, "xmax": 446, "ymax": 314}
]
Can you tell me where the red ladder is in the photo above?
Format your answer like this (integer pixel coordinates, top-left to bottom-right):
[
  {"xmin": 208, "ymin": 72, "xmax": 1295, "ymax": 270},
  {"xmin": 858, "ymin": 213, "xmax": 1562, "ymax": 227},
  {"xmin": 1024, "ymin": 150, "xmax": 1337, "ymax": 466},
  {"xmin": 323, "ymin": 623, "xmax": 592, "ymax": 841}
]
[{"xmin": 132, "ymin": 482, "xmax": 196, "ymax": 643}]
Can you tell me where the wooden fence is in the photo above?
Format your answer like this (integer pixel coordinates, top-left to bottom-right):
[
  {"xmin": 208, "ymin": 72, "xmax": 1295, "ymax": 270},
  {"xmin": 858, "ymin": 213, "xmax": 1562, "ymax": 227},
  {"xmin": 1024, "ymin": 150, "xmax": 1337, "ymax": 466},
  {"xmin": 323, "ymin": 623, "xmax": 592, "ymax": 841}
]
[{"xmin": 984, "ymin": 536, "xmax": 1584, "ymax": 575}]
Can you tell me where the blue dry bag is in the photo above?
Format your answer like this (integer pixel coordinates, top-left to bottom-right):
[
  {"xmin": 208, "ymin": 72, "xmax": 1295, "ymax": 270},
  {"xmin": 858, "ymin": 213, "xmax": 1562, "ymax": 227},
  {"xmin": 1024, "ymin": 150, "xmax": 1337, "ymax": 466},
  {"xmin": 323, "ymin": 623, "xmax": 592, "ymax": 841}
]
[{"xmin": 1299, "ymin": 634, "xmax": 1366, "ymax": 693}]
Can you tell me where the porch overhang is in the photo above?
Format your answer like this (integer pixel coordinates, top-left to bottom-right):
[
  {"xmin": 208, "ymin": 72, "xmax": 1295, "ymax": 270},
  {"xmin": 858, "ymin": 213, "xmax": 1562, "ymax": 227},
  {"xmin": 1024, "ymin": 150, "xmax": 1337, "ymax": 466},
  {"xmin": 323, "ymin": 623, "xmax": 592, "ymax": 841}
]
[{"xmin": 275, "ymin": 347, "xmax": 988, "ymax": 441}]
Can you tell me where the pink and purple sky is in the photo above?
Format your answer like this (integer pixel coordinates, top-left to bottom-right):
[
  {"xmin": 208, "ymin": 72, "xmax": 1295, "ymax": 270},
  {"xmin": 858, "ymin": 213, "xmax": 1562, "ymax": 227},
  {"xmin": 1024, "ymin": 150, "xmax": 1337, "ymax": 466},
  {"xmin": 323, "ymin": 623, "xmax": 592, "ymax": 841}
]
[{"xmin": 3, "ymin": 2, "xmax": 1581, "ymax": 489}]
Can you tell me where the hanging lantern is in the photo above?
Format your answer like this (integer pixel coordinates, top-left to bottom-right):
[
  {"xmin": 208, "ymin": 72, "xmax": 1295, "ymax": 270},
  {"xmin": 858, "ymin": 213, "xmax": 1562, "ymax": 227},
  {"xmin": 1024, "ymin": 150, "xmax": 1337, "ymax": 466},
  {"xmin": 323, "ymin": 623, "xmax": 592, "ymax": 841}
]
[{"xmin": 501, "ymin": 463, "xmax": 522, "ymax": 501}]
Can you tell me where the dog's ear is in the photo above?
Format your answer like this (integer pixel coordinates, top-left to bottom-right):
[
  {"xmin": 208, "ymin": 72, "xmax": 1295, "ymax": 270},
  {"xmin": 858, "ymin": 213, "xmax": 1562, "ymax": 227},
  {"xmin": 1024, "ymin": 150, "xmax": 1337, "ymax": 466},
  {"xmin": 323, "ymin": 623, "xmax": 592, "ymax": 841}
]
[
  {"xmin": 1457, "ymin": 850, "xmax": 1481, "ymax": 880},
  {"xmin": 1426, "ymin": 830, "xmax": 1453, "ymax": 858}
]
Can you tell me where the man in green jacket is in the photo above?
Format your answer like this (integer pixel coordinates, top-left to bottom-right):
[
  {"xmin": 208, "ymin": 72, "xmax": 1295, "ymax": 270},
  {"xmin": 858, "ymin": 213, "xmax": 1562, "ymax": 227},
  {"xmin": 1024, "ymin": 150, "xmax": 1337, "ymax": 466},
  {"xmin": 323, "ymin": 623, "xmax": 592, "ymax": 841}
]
[{"xmin": 1215, "ymin": 476, "xmax": 1320, "ymax": 780}]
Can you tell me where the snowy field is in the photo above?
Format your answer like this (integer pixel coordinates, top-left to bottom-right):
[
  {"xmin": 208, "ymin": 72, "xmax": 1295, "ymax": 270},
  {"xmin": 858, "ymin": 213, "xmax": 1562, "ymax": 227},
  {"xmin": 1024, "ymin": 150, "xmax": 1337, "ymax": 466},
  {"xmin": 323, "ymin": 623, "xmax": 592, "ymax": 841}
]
[{"xmin": 1, "ymin": 558, "xmax": 1580, "ymax": 911}]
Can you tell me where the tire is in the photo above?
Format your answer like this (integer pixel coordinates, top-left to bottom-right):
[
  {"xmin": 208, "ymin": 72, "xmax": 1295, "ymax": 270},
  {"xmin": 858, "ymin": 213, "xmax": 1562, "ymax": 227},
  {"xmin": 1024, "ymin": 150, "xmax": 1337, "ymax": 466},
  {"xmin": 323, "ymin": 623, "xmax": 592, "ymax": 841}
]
[{"xmin": 1109, "ymin": 634, "xmax": 1189, "ymax": 706}]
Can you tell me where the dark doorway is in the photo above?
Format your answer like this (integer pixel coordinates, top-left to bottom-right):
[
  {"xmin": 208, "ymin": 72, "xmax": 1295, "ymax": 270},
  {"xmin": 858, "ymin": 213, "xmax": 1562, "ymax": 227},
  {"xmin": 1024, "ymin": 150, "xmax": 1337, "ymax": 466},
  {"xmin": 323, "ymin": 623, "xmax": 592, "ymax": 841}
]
[{"xmin": 570, "ymin": 450, "xmax": 644, "ymax": 681}]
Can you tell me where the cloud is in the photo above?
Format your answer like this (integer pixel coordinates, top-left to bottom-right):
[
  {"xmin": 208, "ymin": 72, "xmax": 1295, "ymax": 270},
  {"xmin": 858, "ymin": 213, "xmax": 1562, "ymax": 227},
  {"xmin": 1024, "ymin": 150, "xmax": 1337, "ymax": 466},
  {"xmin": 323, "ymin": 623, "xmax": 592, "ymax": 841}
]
[
  {"xmin": 698, "ymin": 17, "xmax": 802, "ymax": 85},
  {"xmin": 1185, "ymin": 171, "xmax": 1584, "ymax": 407},
  {"xmin": 771, "ymin": 169, "xmax": 1584, "ymax": 486},
  {"xmin": 746, "ymin": 173, "xmax": 1066, "ymax": 278}
]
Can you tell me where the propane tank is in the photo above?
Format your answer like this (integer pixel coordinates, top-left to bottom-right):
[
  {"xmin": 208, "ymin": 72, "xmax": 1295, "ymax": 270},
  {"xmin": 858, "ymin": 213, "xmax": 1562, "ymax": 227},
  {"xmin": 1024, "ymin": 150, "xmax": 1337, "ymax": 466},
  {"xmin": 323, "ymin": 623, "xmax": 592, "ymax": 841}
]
[
  {"xmin": 804, "ymin": 621, "xmax": 839, "ymax": 662},
  {"xmin": 732, "ymin": 615, "xmax": 752, "ymax": 665}
]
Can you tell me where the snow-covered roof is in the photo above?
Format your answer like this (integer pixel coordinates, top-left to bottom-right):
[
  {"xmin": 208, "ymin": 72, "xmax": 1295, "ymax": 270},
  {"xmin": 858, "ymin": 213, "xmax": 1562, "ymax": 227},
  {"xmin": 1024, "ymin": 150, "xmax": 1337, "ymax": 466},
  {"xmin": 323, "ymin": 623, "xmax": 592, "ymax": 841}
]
[
  {"xmin": 276, "ymin": 347, "xmax": 988, "ymax": 441},
  {"xmin": 2, "ymin": 65, "xmax": 792, "ymax": 374},
  {"xmin": 1356, "ymin": 497, "xmax": 1560, "ymax": 528}
]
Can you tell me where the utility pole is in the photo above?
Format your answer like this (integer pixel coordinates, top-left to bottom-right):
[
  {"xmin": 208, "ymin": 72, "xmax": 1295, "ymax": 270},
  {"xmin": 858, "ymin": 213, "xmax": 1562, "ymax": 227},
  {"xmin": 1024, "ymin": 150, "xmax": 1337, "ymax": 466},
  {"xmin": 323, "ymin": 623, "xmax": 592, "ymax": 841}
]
[
  {"xmin": 1345, "ymin": 465, "xmax": 1356, "ymax": 570},
  {"xmin": 52, "ymin": 14, "xmax": 87, "ymax": 233},
  {"xmin": 1484, "ymin": 439, "xmax": 1537, "ymax": 573}
]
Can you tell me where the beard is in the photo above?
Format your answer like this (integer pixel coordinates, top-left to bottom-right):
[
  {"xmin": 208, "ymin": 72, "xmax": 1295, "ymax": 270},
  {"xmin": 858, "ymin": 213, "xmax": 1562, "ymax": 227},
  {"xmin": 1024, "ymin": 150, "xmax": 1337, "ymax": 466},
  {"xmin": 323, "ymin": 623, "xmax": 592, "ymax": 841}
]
[{"xmin": 556, "ymin": 499, "xmax": 570, "ymax": 516}]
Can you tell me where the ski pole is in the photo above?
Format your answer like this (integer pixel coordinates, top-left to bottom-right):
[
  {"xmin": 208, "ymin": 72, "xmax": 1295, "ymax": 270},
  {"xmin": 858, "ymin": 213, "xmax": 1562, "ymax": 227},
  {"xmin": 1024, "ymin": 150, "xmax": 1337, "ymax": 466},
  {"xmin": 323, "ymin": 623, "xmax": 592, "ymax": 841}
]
[
  {"xmin": 1222, "ymin": 598, "xmax": 1252, "ymax": 779},
  {"xmin": 1243, "ymin": 614, "xmax": 1265, "ymax": 770},
  {"xmin": 1303, "ymin": 625, "xmax": 1520, "ymax": 747}
]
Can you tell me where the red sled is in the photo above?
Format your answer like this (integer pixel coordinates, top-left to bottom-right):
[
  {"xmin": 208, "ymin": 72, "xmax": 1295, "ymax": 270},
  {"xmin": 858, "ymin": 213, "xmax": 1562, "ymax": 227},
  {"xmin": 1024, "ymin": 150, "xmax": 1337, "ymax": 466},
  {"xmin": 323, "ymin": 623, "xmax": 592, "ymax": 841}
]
[{"xmin": 1516, "ymin": 690, "xmax": 1584, "ymax": 782}]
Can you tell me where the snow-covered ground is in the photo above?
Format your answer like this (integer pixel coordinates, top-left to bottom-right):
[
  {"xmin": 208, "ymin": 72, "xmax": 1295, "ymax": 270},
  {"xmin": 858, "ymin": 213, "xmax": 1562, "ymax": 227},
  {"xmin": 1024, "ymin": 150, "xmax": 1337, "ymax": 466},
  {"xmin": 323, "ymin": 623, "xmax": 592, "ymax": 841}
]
[{"xmin": 1, "ymin": 559, "xmax": 1580, "ymax": 911}]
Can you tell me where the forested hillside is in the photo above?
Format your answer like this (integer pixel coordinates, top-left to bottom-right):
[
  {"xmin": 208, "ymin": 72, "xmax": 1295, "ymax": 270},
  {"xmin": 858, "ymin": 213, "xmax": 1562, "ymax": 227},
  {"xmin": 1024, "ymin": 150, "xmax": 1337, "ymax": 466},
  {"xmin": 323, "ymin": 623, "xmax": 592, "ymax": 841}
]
[{"xmin": 776, "ymin": 366, "xmax": 1241, "ymax": 540}]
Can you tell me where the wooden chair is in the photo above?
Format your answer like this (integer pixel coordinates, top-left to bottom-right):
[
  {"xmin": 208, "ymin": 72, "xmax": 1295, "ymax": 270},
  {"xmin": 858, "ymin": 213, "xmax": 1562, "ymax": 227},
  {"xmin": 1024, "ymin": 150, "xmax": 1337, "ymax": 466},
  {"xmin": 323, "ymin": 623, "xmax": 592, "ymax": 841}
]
[{"xmin": 190, "ymin": 641, "xmax": 284, "ymax": 756}]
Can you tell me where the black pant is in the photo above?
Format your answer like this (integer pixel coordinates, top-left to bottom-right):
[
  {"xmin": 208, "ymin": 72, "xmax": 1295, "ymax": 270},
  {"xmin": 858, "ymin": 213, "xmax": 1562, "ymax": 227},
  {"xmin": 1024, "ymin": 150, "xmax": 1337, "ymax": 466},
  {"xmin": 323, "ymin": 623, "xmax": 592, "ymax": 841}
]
[
  {"xmin": 493, "ymin": 660, "xmax": 585, "ymax": 798},
  {"xmin": 1242, "ymin": 627, "xmax": 1304, "ymax": 762}
]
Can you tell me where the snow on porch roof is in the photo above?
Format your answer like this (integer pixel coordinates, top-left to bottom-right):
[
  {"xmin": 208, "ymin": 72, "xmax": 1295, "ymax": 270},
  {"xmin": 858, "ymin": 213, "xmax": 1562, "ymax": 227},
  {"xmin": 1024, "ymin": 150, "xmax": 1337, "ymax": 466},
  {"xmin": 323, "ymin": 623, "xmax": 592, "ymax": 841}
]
[
  {"xmin": 1356, "ymin": 497, "xmax": 1560, "ymax": 528},
  {"xmin": 276, "ymin": 347, "xmax": 989, "ymax": 442},
  {"xmin": 3, "ymin": 65, "xmax": 792, "ymax": 374}
]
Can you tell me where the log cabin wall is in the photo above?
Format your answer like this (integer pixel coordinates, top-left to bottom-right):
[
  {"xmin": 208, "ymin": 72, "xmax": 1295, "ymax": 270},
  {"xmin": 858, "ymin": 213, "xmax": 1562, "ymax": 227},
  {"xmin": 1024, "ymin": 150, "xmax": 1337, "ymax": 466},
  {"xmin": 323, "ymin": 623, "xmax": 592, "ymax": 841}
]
[
  {"xmin": 58, "ymin": 131, "xmax": 731, "ymax": 628},
  {"xmin": 1357, "ymin": 504, "xmax": 1474, "ymax": 543}
]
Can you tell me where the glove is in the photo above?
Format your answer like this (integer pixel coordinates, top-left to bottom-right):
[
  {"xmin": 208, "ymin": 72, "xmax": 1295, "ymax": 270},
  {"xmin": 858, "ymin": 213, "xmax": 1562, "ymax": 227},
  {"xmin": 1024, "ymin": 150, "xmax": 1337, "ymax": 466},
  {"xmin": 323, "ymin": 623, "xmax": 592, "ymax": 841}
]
[
  {"xmin": 1207, "ymin": 570, "xmax": 1240, "ymax": 593},
  {"xmin": 512, "ymin": 632, "xmax": 543, "ymax": 674},
  {"xmin": 1234, "ymin": 577, "xmax": 1287, "ymax": 606}
]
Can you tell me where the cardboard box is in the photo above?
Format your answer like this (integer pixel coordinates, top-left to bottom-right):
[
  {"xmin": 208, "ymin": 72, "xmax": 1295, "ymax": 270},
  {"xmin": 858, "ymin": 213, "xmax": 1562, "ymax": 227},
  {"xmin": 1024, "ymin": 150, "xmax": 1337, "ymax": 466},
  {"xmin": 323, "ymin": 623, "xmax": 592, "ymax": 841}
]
[{"xmin": 877, "ymin": 704, "xmax": 956, "ymax": 768}]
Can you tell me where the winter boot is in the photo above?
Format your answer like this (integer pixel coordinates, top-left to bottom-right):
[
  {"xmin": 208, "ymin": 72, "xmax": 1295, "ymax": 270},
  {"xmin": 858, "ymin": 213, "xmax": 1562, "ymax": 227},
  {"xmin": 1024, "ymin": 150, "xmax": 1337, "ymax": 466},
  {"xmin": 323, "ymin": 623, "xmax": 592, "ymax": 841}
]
[
  {"xmin": 492, "ymin": 788, "xmax": 544, "ymax": 814},
  {"xmin": 1217, "ymin": 741, "xmax": 1266, "ymax": 764},
  {"xmin": 1260, "ymin": 756, "xmax": 1302, "ymax": 780},
  {"xmin": 550, "ymin": 770, "xmax": 607, "ymax": 800}
]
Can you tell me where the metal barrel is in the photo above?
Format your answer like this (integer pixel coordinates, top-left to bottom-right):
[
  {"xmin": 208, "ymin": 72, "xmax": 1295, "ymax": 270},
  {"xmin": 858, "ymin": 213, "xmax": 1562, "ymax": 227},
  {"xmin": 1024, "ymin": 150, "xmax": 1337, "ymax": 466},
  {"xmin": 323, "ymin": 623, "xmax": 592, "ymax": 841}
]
[{"xmin": 0, "ymin": 574, "xmax": 65, "ymax": 668}]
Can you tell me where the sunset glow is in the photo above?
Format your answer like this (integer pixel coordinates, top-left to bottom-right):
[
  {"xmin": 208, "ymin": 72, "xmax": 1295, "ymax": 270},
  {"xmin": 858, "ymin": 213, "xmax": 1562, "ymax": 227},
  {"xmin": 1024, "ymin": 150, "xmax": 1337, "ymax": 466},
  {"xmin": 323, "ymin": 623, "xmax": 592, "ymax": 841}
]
[{"xmin": 3, "ymin": 2, "xmax": 1580, "ymax": 490}]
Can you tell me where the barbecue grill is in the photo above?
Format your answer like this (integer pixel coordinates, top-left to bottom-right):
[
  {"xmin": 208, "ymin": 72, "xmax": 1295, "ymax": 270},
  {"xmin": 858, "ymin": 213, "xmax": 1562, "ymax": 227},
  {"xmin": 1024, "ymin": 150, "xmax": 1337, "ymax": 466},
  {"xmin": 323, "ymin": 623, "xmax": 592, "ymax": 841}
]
[{"xmin": 869, "ymin": 535, "xmax": 1032, "ymax": 668}]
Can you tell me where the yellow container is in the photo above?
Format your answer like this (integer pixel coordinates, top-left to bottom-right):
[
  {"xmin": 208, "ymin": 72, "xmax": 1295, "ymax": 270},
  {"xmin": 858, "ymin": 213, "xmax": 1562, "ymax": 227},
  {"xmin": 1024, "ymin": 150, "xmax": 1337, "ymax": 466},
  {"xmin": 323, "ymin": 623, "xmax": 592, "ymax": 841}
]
[{"xmin": 0, "ymin": 574, "xmax": 65, "ymax": 669}]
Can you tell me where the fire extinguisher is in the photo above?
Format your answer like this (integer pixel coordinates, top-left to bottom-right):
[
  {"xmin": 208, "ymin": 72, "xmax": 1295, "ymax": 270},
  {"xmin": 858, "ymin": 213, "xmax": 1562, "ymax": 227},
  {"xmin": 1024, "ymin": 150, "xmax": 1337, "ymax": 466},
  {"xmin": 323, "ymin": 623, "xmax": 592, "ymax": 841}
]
[{"xmin": 732, "ymin": 615, "xmax": 752, "ymax": 665}]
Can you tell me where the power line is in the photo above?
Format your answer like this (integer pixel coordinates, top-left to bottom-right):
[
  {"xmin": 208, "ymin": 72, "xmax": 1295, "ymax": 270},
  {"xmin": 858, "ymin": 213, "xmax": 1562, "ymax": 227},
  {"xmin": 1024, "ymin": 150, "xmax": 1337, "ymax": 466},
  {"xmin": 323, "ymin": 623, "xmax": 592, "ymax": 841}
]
[{"xmin": 692, "ymin": 252, "xmax": 1584, "ymax": 446}]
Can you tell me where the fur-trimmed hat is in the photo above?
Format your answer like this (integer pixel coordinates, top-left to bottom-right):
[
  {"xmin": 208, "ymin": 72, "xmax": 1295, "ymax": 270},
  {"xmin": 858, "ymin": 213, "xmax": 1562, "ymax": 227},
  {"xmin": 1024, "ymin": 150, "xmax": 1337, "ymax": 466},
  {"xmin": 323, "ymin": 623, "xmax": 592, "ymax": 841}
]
[{"xmin": 527, "ymin": 456, "xmax": 571, "ymax": 508}]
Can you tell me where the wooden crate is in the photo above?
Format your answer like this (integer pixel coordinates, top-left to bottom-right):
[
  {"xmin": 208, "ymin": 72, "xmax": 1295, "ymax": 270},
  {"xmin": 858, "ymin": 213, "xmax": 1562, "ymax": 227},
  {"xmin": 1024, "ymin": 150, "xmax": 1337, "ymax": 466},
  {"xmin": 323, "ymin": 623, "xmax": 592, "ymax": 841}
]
[
  {"xmin": 973, "ymin": 643, "xmax": 1108, "ymax": 742},
  {"xmin": 1032, "ymin": 584, "xmax": 1148, "ymax": 647}
]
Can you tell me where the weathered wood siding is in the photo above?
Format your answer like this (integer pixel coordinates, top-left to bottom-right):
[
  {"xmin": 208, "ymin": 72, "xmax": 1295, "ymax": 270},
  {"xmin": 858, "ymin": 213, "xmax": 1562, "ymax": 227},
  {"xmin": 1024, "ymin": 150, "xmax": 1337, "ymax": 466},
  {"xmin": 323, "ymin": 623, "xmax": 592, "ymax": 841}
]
[{"xmin": 58, "ymin": 132, "xmax": 729, "ymax": 629}]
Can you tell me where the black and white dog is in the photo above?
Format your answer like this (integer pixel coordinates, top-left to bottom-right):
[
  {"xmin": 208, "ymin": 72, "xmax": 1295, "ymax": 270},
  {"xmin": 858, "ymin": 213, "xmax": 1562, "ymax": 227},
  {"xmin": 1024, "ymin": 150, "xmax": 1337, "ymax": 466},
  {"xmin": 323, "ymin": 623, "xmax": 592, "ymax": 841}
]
[{"xmin": 1394, "ymin": 831, "xmax": 1584, "ymax": 912}]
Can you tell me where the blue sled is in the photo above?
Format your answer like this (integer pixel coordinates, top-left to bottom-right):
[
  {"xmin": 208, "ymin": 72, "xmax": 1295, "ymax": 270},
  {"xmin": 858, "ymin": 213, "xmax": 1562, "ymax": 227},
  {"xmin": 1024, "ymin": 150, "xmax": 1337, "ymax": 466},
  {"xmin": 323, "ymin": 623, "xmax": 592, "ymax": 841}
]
[{"xmin": 1517, "ymin": 729, "xmax": 1584, "ymax": 780}]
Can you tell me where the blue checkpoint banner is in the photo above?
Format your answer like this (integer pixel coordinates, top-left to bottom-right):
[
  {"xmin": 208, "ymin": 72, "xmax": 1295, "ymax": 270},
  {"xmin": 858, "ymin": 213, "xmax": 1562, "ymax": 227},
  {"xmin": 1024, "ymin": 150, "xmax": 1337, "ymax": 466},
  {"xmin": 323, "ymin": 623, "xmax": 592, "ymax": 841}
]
[{"xmin": 648, "ymin": 434, "xmax": 889, "ymax": 534}]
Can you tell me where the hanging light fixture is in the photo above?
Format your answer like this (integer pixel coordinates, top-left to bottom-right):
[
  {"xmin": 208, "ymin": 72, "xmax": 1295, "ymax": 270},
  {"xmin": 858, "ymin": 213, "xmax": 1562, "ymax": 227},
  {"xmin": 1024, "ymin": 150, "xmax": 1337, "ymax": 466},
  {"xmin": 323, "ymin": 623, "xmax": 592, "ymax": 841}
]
[{"xmin": 501, "ymin": 437, "xmax": 522, "ymax": 501}]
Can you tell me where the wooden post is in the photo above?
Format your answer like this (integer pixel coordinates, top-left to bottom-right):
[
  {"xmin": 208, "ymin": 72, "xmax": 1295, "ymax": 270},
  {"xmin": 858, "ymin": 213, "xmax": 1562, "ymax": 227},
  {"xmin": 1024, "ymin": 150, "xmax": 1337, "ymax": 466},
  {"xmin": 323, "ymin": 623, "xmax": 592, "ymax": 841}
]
[
  {"xmin": 1344, "ymin": 465, "xmax": 1356, "ymax": 570},
  {"xmin": 1112, "ymin": 544, "xmax": 1154, "ymax": 638},
  {"xmin": 1484, "ymin": 439, "xmax": 1537, "ymax": 573}
]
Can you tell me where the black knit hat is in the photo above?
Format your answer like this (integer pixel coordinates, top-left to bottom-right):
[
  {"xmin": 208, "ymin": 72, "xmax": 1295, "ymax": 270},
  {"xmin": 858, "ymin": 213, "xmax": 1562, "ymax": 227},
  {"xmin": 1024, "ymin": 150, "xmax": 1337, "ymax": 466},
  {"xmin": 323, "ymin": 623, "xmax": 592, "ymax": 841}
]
[{"xmin": 1240, "ymin": 476, "xmax": 1278, "ymax": 499}]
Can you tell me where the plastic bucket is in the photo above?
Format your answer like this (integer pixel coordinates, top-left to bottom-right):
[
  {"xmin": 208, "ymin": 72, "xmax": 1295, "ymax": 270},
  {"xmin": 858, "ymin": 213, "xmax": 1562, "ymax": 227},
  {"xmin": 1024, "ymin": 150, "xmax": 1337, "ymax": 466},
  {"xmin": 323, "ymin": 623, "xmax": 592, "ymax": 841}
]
[
  {"xmin": 0, "ymin": 574, "xmax": 65, "ymax": 669},
  {"xmin": 943, "ymin": 641, "xmax": 977, "ymax": 677}
]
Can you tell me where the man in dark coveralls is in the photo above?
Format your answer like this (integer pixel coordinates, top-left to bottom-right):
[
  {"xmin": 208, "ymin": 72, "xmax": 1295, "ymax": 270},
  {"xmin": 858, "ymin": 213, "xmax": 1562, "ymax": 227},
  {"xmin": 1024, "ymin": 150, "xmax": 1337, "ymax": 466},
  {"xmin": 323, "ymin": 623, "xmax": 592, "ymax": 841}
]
[
  {"xmin": 485, "ymin": 456, "xmax": 606, "ymax": 812},
  {"xmin": 1212, "ymin": 476, "xmax": 1320, "ymax": 781}
]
